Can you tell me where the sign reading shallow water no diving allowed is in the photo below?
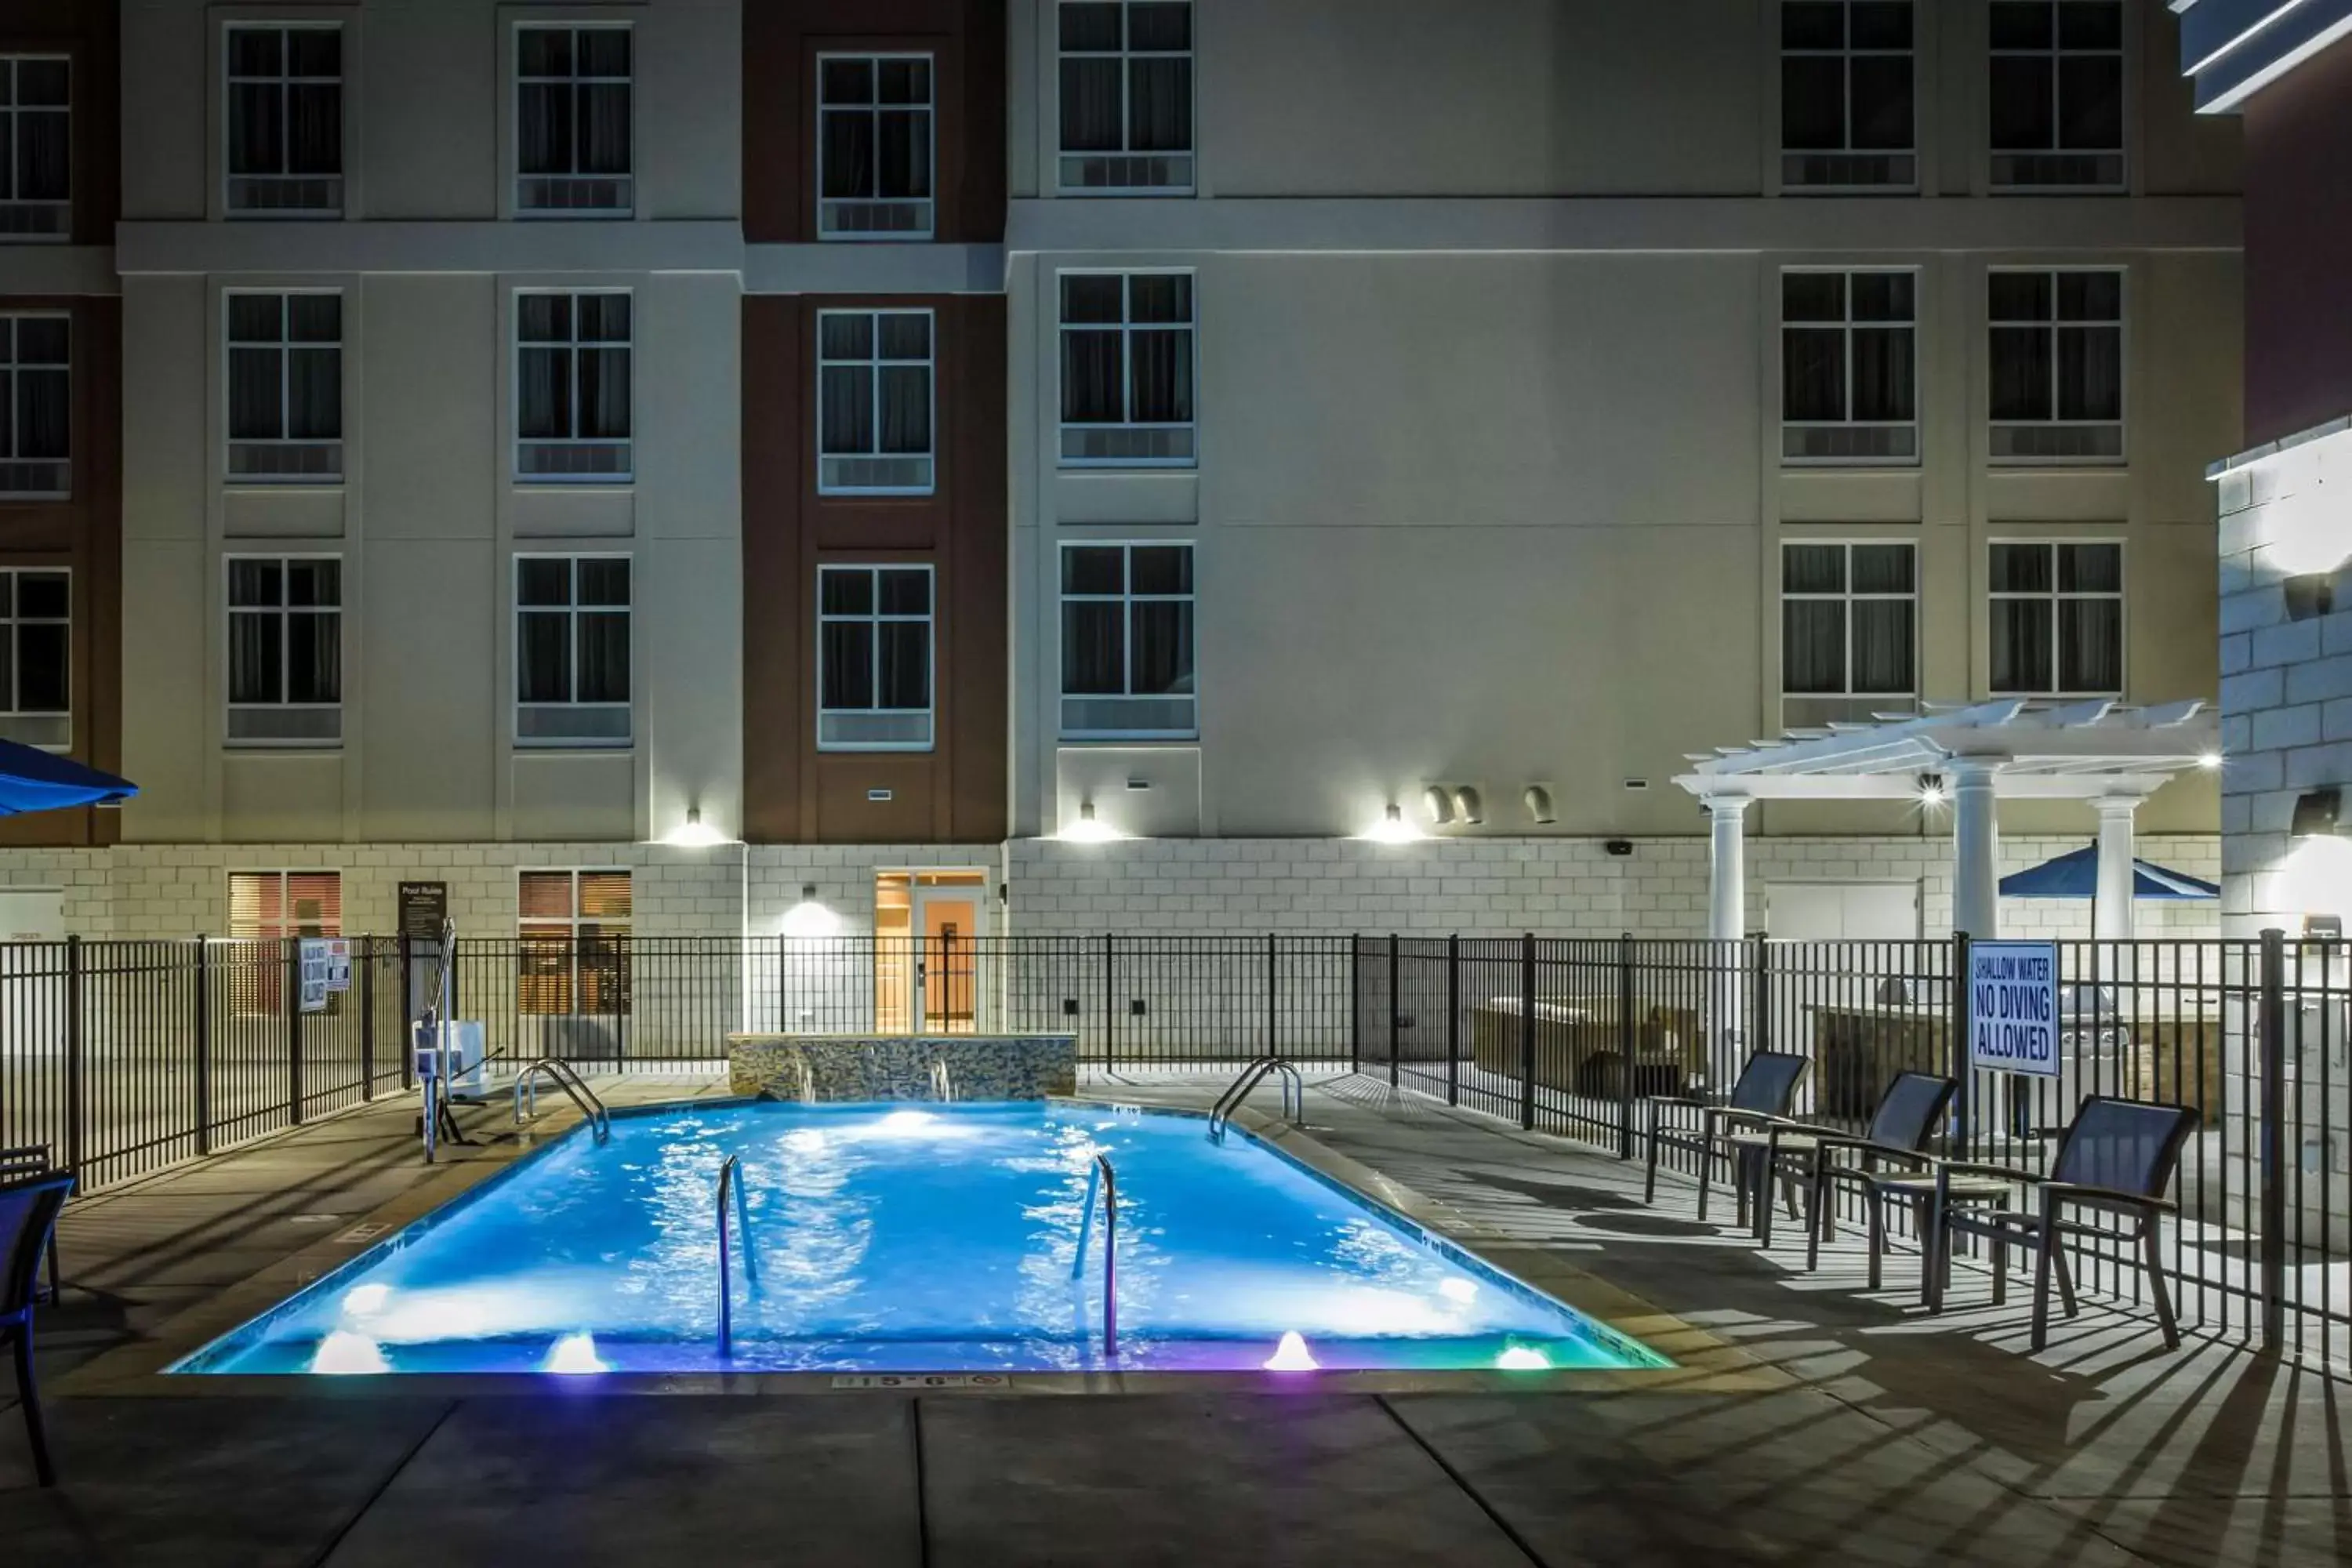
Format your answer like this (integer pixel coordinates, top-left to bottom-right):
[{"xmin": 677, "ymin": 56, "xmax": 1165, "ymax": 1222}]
[{"xmin": 1967, "ymin": 939, "xmax": 2060, "ymax": 1078}]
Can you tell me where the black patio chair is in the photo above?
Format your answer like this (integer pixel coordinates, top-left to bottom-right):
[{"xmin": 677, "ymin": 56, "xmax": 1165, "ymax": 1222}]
[
  {"xmin": 3, "ymin": 1169, "xmax": 75, "ymax": 1486},
  {"xmin": 1924, "ymin": 1095, "xmax": 2201, "ymax": 1350},
  {"xmin": 1725, "ymin": 1070, "xmax": 1961, "ymax": 1265},
  {"xmin": 0, "ymin": 1146, "xmax": 61, "ymax": 1305},
  {"xmin": 1641, "ymin": 1050, "xmax": 1810, "ymax": 1224}
]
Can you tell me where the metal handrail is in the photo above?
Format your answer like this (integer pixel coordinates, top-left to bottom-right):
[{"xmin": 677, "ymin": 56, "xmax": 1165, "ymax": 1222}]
[
  {"xmin": 1070, "ymin": 1152, "xmax": 1118, "ymax": 1359},
  {"xmin": 514, "ymin": 1058, "xmax": 612, "ymax": 1144},
  {"xmin": 717, "ymin": 1152, "xmax": 758, "ymax": 1356},
  {"xmin": 419, "ymin": 916, "xmax": 457, "ymax": 1164},
  {"xmin": 1207, "ymin": 1055, "xmax": 1304, "ymax": 1142}
]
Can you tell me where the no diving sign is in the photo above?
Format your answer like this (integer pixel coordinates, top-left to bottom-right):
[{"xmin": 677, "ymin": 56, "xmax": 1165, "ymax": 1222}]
[{"xmin": 1968, "ymin": 940, "xmax": 2059, "ymax": 1078}]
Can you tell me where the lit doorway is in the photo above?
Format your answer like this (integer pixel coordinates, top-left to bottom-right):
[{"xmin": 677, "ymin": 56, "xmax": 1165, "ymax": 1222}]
[{"xmin": 873, "ymin": 869, "xmax": 988, "ymax": 1033}]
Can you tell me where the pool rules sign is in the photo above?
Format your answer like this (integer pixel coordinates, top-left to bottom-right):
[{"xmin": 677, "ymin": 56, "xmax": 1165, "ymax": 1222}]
[{"xmin": 1967, "ymin": 940, "xmax": 2060, "ymax": 1078}]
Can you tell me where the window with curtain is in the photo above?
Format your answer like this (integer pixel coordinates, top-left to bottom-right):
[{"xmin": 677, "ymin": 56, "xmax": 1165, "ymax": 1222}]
[
  {"xmin": 1781, "ymin": 542, "xmax": 1915, "ymax": 724},
  {"xmin": 516, "ymin": 25, "xmax": 633, "ymax": 214},
  {"xmin": 818, "ymin": 54, "xmax": 934, "ymax": 239},
  {"xmin": 1061, "ymin": 543, "xmax": 1195, "ymax": 739},
  {"xmin": 1989, "ymin": 268, "xmax": 2123, "ymax": 462},
  {"xmin": 1059, "ymin": 2, "xmax": 1193, "ymax": 193},
  {"xmin": 0, "ymin": 55, "xmax": 71, "ymax": 239},
  {"xmin": 516, "ymin": 291, "xmax": 631, "ymax": 480},
  {"xmin": 1988, "ymin": 1, "xmax": 2123, "ymax": 189},
  {"xmin": 227, "ymin": 869, "xmax": 342, "ymax": 1015},
  {"xmin": 1060, "ymin": 272, "xmax": 1194, "ymax": 466},
  {"xmin": 0, "ymin": 312, "xmax": 67, "ymax": 498},
  {"xmin": 0, "ymin": 567, "xmax": 69, "ymax": 749},
  {"xmin": 227, "ymin": 292, "xmax": 342, "ymax": 481},
  {"xmin": 227, "ymin": 557, "xmax": 342, "ymax": 746},
  {"xmin": 1781, "ymin": 270, "xmax": 1916, "ymax": 463},
  {"xmin": 818, "ymin": 310, "xmax": 934, "ymax": 495},
  {"xmin": 519, "ymin": 869, "xmax": 632, "ymax": 1017},
  {"xmin": 1780, "ymin": 2, "xmax": 1914, "ymax": 189},
  {"xmin": 1990, "ymin": 541, "xmax": 2123, "ymax": 695},
  {"xmin": 818, "ymin": 565, "xmax": 934, "ymax": 751},
  {"xmin": 516, "ymin": 555, "xmax": 631, "ymax": 745},
  {"xmin": 224, "ymin": 24, "xmax": 343, "ymax": 215}
]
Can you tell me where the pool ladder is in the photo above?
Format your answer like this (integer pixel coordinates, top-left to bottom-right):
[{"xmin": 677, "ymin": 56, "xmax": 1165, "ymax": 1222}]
[
  {"xmin": 716, "ymin": 1154, "xmax": 759, "ymax": 1357},
  {"xmin": 514, "ymin": 1058, "xmax": 612, "ymax": 1145},
  {"xmin": 1070, "ymin": 1153, "xmax": 1118, "ymax": 1359},
  {"xmin": 1207, "ymin": 1057, "xmax": 1303, "ymax": 1142}
]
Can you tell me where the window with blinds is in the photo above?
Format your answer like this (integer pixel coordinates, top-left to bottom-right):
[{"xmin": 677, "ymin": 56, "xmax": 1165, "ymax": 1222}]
[
  {"xmin": 226, "ymin": 869, "xmax": 342, "ymax": 1015},
  {"xmin": 518, "ymin": 869, "xmax": 632, "ymax": 1016}
]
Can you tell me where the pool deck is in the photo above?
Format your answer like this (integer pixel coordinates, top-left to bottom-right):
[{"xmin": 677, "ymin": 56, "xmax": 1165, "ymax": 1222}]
[{"xmin": 5, "ymin": 1069, "xmax": 2347, "ymax": 1566}]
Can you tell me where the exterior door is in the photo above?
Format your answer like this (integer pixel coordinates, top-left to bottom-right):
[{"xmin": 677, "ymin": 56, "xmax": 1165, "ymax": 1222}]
[{"xmin": 913, "ymin": 886, "xmax": 983, "ymax": 1033}]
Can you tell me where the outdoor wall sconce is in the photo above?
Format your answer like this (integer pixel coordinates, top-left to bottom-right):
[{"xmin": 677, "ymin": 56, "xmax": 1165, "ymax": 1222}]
[
  {"xmin": 2292, "ymin": 786, "xmax": 2343, "ymax": 838},
  {"xmin": 1523, "ymin": 786, "xmax": 1556, "ymax": 825},
  {"xmin": 1422, "ymin": 786, "xmax": 1454, "ymax": 825},
  {"xmin": 2285, "ymin": 573, "xmax": 2337, "ymax": 622},
  {"xmin": 1452, "ymin": 786, "xmax": 1484, "ymax": 825}
]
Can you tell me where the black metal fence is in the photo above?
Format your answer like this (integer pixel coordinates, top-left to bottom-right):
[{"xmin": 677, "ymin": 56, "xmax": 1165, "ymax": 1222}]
[{"xmin": 1356, "ymin": 931, "xmax": 2349, "ymax": 1372}]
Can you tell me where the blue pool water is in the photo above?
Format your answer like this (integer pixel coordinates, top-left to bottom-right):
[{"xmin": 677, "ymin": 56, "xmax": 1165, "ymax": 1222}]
[{"xmin": 173, "ymin": 1102, "xmax": 1665, "ymax": 1375}]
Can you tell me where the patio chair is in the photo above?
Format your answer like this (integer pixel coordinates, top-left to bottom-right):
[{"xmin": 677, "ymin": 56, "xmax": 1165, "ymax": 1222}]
[
  {"xmin": 1923, "ymin": 1095, "xmax": 2201, "ymax": 1351},
  {"xmin": 1725, "ymin": 1070, "xmax": 1960, "ymax": 1264},
  {"xmin": 2, "ymin": 1169, "xmax": 74, "ymax": 1486},
  {"xmin": 0, "ymin": 1146, "xmax": 60, "ymax": 1305},
  {"xmin": 1641, "ymin": 1050, "xmax": 1810, "ymax": 1225}
]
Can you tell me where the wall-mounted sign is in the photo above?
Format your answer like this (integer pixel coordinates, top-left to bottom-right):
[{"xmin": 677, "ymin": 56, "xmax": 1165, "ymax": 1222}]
[
  {"xmin": 324, "ymin": 936, "xmax": 352, "ymax": 993},
  {"xmin": 1967, "ymin": 939, "xmax": 2059, "ymax": 1078},
  {"xmin": 398, "ymin": 881, "xmax": 448, "ymax": 941},
  {"xmin": 298, "ymin": 937, "xmax": 335, "ymax": 1014}
]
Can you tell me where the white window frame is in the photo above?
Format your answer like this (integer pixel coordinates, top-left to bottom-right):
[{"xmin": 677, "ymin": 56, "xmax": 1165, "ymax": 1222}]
[
  {"xmin": 816, "ymin": 564, "xmax": 936, "ymax": 753},
  {"xmin": 225, "ymin": 554, "xmax": 343, "ymax": 748},
  {"xmin": 514, "ymin": 21, "xmax": 635, "ymax": 217},
  {"xmin": 1057, "ymin": 0, "xmax": 1195, "ymax": 195},
  {"xmin": 0, "ymin": 310, "xmax": 69, "ymax": 499},
  {"xmin": 1780, "ymin": 267, "xmax": 1918, "ymax": 466},
  {"xmin": 514, "ymin": 288, "xmax": 633, "ymax": 483},
  {"xmin": 1987, "ymin": 538, "xmax": 2125, "ymax": 698},
  {"xmin": 517, "ymin": 867, "xmax": 632, "ymax": 1019},
  {"xmin": 222, "ymin": 21, "xmax": 344, "ymax": 217},
  {"xmin": 816, "ymin": 308, "xmax": 935, "ymax": 496},
  {"xmin": 816, "ymin": 52, "xmax": 935, "ymax": 241},
  {"xmin": 1058, "ymin": 540, "xmax": 1196, "ymax": 741},
  {"xmin": 224, "ymin": 290, "xmax": 343, "ymax": 484},
  {"xmin": 1987, "ymin": 0, "xmax": 2125, "ymax": 192},
  {"xmin": 1058, "ymin": 268, "xmax": 1196, "ymax": 469},
  {"xmin": 0, "ymin": 54, "xmax": 71, "ymax": 241},
  {"xmin": 1779, "ymin": 539, "xmax": 1918, "ymax": 726},
  {"xmin": 1780, "ymin": 2, "xmax": 1917, "ymax": 191},
  {"xmin": 1987, "ymin": 265, "xmax": 2126, "ymax": 465},
  {"xmin": 0, "ymin": 564, "xmax": 69, "ymax": 750},
  {"xmin": 513, "ymin": 553, "xmax": 632, "ymax": 747}
]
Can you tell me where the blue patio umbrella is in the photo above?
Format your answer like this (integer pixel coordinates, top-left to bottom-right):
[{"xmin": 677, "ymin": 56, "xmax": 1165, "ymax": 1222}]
[
  {"xmin": 0, "ymin": 737, "xmax": 136, "ymax": 816},
  {"xmin": 1998, "ymin": 844, "xmax": 2219, "ymax": 902}
]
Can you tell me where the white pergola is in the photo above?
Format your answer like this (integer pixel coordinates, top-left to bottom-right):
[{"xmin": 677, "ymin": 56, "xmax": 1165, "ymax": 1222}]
[{"xmin": 1675, "ymin": 699, "xmax": 2220, "ymax": 941}]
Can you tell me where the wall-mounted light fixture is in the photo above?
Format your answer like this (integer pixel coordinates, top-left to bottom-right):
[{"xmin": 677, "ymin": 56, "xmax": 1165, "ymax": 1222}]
[
  {"xmin": 781, "ymin": 883, "xmax": 841, "ymax": 938},
  {"xmin": 1916, "ymin": 773, "xmax": 1947, "ymax": 807},
  {"xmin": 664, "ymin": 804, "xmax": 728, "ymax": 848},
  {"xmin": 2285, "ymin": 573, "xmax": 2338, "ymax": 622},
  {"xmin": 1422, "ymin": 786, "xmax": 1454, "ymax": 826},
  {"xmin": 1452, "ymin": 786, "xmax": 1483, "ymax": 825},
  {"xmin": 1060, "ymin": 800, "xmax": 1123, "ymax": 843},
  {"xmin": 1523, "ymin": 786, "xmax": 1556, "ymax": 825},
  {"xmin": 1362, "ymin": 803, "xmax": 1421, "ymax": 844},
  {"xmin": 1604, "ymin": 839, "xmax": 1634, "ymax": 857},
  {"xmin": 2293, "ymin": 786, "xmax": 2343, "ymax": 838}
]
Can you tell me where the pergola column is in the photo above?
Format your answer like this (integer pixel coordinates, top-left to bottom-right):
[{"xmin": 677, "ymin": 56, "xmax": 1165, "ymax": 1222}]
[
  {"xmin": 1707, "ymin": 796, "xmax": 1751, "ymax": 944},
  {"xmin": 2093, "ymin": 795, "xmax": 2140, "ymax": 940},
  {"xmin": 1950, "ymin": 760, "xmax": 2002, "ymax": 940}
]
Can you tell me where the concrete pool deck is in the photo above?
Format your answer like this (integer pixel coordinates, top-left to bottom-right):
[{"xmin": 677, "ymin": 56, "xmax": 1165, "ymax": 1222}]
[{"xmin": 4, "ymin": 1069, "xmax": 2347, "ymax": 1566}]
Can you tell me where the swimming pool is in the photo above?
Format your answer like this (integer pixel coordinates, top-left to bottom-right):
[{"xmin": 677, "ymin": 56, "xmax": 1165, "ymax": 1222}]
[{"xmin": 172, "ymin": 1101, "xmax": 1665, "ymax": 1376}]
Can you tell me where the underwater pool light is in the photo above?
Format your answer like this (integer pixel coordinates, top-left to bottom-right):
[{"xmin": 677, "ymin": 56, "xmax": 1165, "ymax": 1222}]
[
  {"xmin": 1494, "ymin": 1345, "xmax": 1552, "ymax": 1370},
  {"xmin": 544, "ymin": 1332, "xmax": 608, "ymax": 1374},
  {"xmin": 1263, "ymin": 1331, "xmax": 1320, "ymax": 1372},
  {"xmin": 1438, "ymin": 1278, "xmax": 1478, "ymax": 1305},
  {"xmin": 313, "ymin": 1330, "xmax": 389, "ymax": 1375},
  {"xmin": 341, "ymin": 1283, "xmax": 392, "ymax": 1318}
]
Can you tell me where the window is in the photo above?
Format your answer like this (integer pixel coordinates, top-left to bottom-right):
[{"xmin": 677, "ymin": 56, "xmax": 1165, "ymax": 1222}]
[
  {"xmin": 1781, "ymin": 542, "xmax": 1915, "ymax": 724},
  {"xmin": 1781, "ymin": 270, "xmax": 1916, "ymax": 463},
  {"xmin": 224, "ymin": 24, "xmax": 343, "ymax": 215},
  {"xmin": 818, "ymin": 565, "xmax": 934, "ymax": 750},
  {"xmin": 1988, "ymin": 268, "xmax": 2123, "ymax": 462},
  {"xmin": 1059, "ymin": 2, "xmax": 1192, "ymax": 194},
  {"xmin": 1991, "ymin": 541, "xmax": 2122, "ymax": 695},
  {"xmin": 1781, "ymin": 2, "xmax": 1914, "ymax": 190},
  {"xmin": 1061, "ymin": 543, "xmax": 1194, "ymax": 739},
  {"xmin": 519, "ymin": 869, "xmax": 631, "ymax": 1017},
  {"xmin": 0, "ymin": 568, "xmax": 68, "ymax": 748},
  {"xmin": 227, "ymin": 557, "xmax": 341, "ymax": 746},
  {"xmin": 227, "ymin": 869, "xmax": 342, "ymax": 1014},
  {"xmin": 227, "ymin": 293, "xmax": 342, "ymax": 481},
  {"xmin": 1060, "ymin": 272, "xmax": 1193, "ymax": 466},
  {"xmin": 0, "ymin": 56, "xmax": 70, "ymax": 239},
  {"xmin": 516, "ymin": 291, "xmax": 630, "ymax": 480},
  {"xmin": 0, "ymin": 314, "xmax": 67, "ymax": 498},
  {"xmin": 516, "ymin": 24, "xmax": 632, "ymax": 215},
  {"xmin": 1989, "ymin": 1, "xmax": 2123, "ymax": 190},
  {"xmin": 818, "ymin": 54, "xmax": 933, "ymax": 239},
  {"xmin": 516, "ymin": 556, "xmax": 630, "ymax": 745},
  {"xmin": 817, "ymin": 310, "xmax": 933, "ymax": 495}
]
